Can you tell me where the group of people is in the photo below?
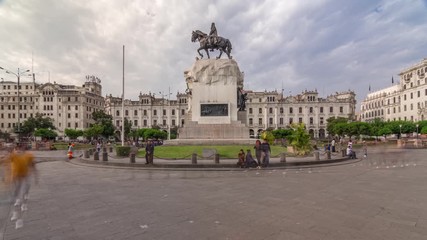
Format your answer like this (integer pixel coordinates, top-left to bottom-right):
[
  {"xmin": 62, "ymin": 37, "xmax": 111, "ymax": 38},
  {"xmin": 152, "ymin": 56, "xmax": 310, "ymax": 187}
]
[
  {"xmin": 2, "ymin": 144, "xmax": 38, "ymax": 229},
  {"xmin": 237, "ymin": 139, "xmax": 271, "ymax": 168}
]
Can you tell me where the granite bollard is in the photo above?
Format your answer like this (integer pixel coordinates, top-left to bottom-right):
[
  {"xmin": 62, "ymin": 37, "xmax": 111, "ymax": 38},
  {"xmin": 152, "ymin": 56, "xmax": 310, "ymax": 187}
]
[
  {"xmin": 94, "ymin": 151, "xmax": 99, "ymax": 161},
  {"xmin": 192, "ymin": 153, "xmax": 197, "ymax": 164}
]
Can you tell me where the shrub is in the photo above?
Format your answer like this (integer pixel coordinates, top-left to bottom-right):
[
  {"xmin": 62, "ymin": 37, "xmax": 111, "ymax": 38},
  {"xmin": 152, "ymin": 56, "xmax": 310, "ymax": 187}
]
[{"xmin": 116, "ymin": 146, "xmax": 131, "ymax": 157}]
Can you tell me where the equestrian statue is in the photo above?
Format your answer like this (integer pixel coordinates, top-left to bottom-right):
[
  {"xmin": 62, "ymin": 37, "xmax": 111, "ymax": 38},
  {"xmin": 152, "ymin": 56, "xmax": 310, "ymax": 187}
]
[{"xmin": 191, "ymin": 22, "xmax": 233, "ymax": 59}]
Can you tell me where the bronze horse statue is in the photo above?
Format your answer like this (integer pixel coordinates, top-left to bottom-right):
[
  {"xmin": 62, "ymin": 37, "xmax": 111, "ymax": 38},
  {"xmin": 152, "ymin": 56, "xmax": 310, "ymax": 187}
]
[{"xmin": 191, "ymin": 30, "xmax": 232, "ymax": 59}]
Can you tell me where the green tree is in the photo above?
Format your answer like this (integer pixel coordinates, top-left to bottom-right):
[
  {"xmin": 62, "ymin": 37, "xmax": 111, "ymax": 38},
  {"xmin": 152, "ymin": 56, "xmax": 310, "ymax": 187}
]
[
  {"xmin": 92, "ymin": 110, "xmax": 114, "ymax": 138},
  {"xmin": 18, "ymin": 113, "xmax": 56, "ymax": 137},
  {"xmin": 34, "ymin": 128, "xmax": 57, "ymax": 140},
  {"xmin": 369, "ymin": 119, "xmax": 385, "ymax": 137},
  {"xmin": 124, "ymin": 118, "xmax": 132, "ymax": 139},
  {"xmin": 287, "ymin": 123, "xmax": 311, "ymax": 155},
  {"xmin": 144, "ymin": 128, "xmax": 167, "ymax": 140},
  {"xmin": 0, "ymin": 130, "xmax": 11, "ymax": 141},
  {"xmin": 64, "ymin": 128, "xmax": 83, "ymax": 140},
  {"xmin": 378, "ymin": 126, "xmax": 392, "ymax": 137},
  {"xmin": 326, "ymin": 117, "xmax": 348, "ymax": 137},
  {"xmin": 421, "ymin": 126, "xmax": 427, "ymax": 134},
  {"xmin": 84, "ymin": 124, "xmax": 104, "ymax": 140}
]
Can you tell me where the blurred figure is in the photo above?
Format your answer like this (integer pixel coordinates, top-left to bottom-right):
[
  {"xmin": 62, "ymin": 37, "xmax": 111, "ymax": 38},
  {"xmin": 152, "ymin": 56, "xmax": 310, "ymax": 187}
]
[
  {"xmin": 254, "ymin": 140, "xmax": 262, "ymax": 166},
  {"xmin": 67, "ymin": 143, "xmax": 74, "ymax": 160},
  {"xmin": 245, "ymin": 149, "xmax": 258, "ymax": 168},
  {"xmin": 145, "ymin": 140, "xmax": 154, "ymax": 164},
  {"xmin": 237, "ymin": 149, "xmax": 245, "ymax": 168},
  {"xmin": 260, "ymin": 139, "xmax": 271, "ymax": 167},
  {"xmin": 9, "ymin": 145, "xmax": 38, "ymax": 229}
]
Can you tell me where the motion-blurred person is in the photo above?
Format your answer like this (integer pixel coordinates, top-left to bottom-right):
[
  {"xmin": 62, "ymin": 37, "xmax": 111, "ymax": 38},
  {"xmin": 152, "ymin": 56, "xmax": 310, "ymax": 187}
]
[
  {"xmin": 67, "ymin": 143, "xmax": 74, "ymax": 160},
  {"xmin": 237, "ymin": 149, "xmax": 245, "ymax": 168},
  {"xmin": 245, "ymin": 149, "xmax": 258, "ymax": 168},
  {"xmin": 260, "ymin": 139, "xmax": 271, "ymax": 167},
  {"xmin": 9, "ymin": 145, "xmax": 38, "ymax": 229},
  {"xmin": 145, "ymin": 140, "xmax": 154, "ymax": 164},
  {"xmin": 254, "ymin": 140, "xmax": 262, "ymax": 166}
]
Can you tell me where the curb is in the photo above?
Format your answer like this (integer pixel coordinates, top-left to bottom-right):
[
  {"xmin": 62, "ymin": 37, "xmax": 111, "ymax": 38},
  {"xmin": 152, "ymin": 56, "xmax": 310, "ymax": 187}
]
[{"xmin": 71, "ymin": 156, "xmax": 360, "ymax": 171}]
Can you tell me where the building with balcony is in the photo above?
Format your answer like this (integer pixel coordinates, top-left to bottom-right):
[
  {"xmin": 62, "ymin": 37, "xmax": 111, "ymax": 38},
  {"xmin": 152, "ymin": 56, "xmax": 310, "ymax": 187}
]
[{"xmin": 360, "ymin": 58, "xmax": 427, "ymax": 122}]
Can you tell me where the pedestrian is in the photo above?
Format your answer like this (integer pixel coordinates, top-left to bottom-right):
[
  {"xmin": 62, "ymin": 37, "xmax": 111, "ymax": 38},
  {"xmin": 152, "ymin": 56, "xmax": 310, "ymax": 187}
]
[
  {"xmin": 67, "ymin": 143, "xmax": 74, "ymax": 160},
  {"xmin": 260, "ymin": 139, "xmax": 271, "ymax": 167},
  {"xmin": 254, "ymin": 140, "xmax": 262, "ymax": 166},
  {"xmin": 145, "ymin": 140, "xmax": 154, "ymax": 164},
  {"xmin": 237, "ymin": 149, "xmax": 245, "ymax": 168},
  {"xmin": 9, "ymin": 145, "xmax": 38, "ymax": 229},
  {"xmin": 96, "ymin": 141, "xmax": 101, "ymax": 152},
  {"xmin": 363, "ymin": 141, "xmax": 368, "ymax": 157},
  {"xmin": 346, "ymin": 145, "xmax": 356, "ymax": 159},
  {"xmin": 331, "ymin": 139, "xmax": 336, "ymax": 152},
  {"xmin": 245, "ymin": 149, "xmax": 258, "ymax": 168}
]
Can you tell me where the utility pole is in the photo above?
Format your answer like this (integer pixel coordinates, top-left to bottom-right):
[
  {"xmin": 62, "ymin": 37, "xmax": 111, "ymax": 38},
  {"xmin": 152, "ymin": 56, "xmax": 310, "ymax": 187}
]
[{"xmin": 121, "ymin": 45, "xmax": 125, "ymax": 146}]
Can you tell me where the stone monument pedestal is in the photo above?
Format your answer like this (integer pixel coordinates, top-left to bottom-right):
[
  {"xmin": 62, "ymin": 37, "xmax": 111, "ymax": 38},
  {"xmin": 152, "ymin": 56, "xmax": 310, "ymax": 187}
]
[{"xmin": 176, "ymin": 59, "xmax": 250, "ymax": 144}]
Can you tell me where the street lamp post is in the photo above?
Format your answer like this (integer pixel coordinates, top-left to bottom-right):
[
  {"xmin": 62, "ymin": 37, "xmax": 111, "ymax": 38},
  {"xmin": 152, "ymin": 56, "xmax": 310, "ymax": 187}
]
[
  {"xmin": 399, "ymin": 124, "xmax": 402, "ymax": 139},
  {"xmin": 0, "ymin": 67, "xmax": 30, "ymax": 143}
]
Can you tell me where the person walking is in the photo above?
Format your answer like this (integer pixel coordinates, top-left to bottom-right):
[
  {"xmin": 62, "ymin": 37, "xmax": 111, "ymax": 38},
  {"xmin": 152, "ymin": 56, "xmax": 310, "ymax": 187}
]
[
  {"xmin": 145, "ymin": 140, "xmax": 154, "ymax": 164},
  {"xmin": 9, "ymin": 145, "xmax": 38, "ymax": 229},
  {"xmin": 254, "ymin": 140, "xmax": 262, "ymax": 166},
  {"xmin": 331, "ymin": 139, "xmax": 336, "ymax": 152},
  {"xmin": 260, "ymin": 139, "xmax": 271, "ymax": 167},
  {"xmin": 67, "ymin": 143, "xmax": 74, "ymax": 160}
]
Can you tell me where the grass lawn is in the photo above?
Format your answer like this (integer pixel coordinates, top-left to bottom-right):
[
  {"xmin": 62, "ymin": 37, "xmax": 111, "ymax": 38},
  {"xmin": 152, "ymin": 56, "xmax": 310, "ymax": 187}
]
[
  {"xmin": 52, "ymin": 142, "xmax": 93, "ymax": 150},
  {"xmin": 136, "ymin": 145, "xmax": 287, "ymax": 159}
]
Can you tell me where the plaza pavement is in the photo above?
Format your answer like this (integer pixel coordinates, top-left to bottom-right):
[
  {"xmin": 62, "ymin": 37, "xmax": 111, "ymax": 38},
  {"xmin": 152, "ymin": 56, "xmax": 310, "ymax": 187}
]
[{"xmin": 0, "ymin": 146, "xmax": 426, "ymax": 239}]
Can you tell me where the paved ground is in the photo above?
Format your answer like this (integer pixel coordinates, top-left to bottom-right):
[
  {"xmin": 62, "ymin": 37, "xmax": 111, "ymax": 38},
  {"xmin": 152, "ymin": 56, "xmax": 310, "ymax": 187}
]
[{"xmin": 0, "ymin": 146, "xmax": 426, "ymax": 239}]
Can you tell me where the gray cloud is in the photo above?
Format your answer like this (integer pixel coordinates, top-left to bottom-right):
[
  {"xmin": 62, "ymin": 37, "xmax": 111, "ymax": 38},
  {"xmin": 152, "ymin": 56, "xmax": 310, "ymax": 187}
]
[{"xmin": 0, "ymin": 0, "xmax": 426, "ymax": 110}]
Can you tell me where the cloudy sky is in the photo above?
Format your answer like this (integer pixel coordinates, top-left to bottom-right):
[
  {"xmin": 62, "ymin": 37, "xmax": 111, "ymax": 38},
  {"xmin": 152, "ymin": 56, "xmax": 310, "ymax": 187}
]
[{"xmin": 1, "ymin": 0, "xmax": 426, "ymax": 110}]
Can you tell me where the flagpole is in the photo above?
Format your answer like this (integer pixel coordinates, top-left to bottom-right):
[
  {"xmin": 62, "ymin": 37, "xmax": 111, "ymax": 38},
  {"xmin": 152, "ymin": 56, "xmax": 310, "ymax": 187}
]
[{"xmin": 121, "ymin": 45, "xmax": 125, "ymax": 146}]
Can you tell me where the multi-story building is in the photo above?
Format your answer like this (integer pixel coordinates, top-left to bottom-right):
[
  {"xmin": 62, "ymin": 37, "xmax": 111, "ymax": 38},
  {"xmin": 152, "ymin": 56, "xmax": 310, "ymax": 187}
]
[
  {"xmin": 106, "ymin": 89, "xmax": 356, "ymax": 139},
  {"xmin": 246, "ymin": 90, "xmax": 356, "ymax": 138},
  {"xmin": 360, "ymin": 58, "xmax": 427, "ymax": 122},
  {"xmin": 0, "ymin": 76, "xmax": 104, "ymax": 137}
]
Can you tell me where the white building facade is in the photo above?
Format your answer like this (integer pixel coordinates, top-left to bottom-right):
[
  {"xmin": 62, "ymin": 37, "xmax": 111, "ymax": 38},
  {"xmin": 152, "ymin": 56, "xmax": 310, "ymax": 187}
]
[
  {"xmin": 0, "ymin": 76, "xmax": 104, "ymax": 137},
  {"xmin": 106, "ymin": 89, "xmax": 357, "ymax": 139},
  {"xmin": 360, "ymin": 58, "xmax": 427, "ymax": 122}
]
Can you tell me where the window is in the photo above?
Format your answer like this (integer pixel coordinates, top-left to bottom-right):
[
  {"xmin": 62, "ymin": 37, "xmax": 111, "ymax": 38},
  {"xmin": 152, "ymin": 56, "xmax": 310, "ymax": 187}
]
[
  {"xmin": 75, "ymin": 113, "xmax": 78, "ymax": 118},
  {"xmin": 75, "ymin": 106, "xmax": 78, "ymax": 110},
  {"xmin": 320, "ymin": 107, "xmax": 323, "ymax": 113},
  {"xmin": 269, "ymin": 108, "xmax": 273, "ymax": 114},
  {"xmin": 299, "ymin": 107, "xmax": 302, "ymax": 113},
  {"xmin": 258, "ymin": 118, "xmax": 263, "ymax": 125},
  {"xmin": 249, "ymin": 108, "xmax": 253, "ymax": 114},
  {"xmin": 329, "ymin": 107, "xmax": 333, "ymax": 113},
  {"xmin": 172, "ymin": 109, "xmax": 175, "ymax": 115},
  {"xmin": 411, "ymin": 93, "xmax": 413, "ymax": 99},
  {"xmin": 289, "ymin": 118, "xmax": 293, "ymax": 124},
  {"xmin": 418, "ymin": 91, "xmax": 420, "ymax": 97},
  {"xmin": 163, "ymin": 109, "xmax": 166, "ymax": 116},
  {"xmin": 181, "ymin": 109, "xmax": 185, "ymax": 116},
  {"xmin": 143, "ymin": 119, "xmax": 147, "ymax": 126},
  {"xmin": 249, "ymin": 118, "xmax": 253, "ymax": 125},
  {"xmin": 289, "ymin": 107, "xmax": 293, "ymax": 114},
  {"xmin": 144, "ymin": 110, "xmax": 147, "ymax": 116},
  {"xmin": 68, "ymin": 123, "xmax": 71, "ymax": 128},
  {"xmin": 68, "ymin": 113, "xmax": 71, "ymax": 118},
  {"xmin": 298, "ymin": 117, "xmax": 302, "ymax": 123},
  {"xmin": 279, "ymin": 118, "xmax": 283, "ymax": 124},
  {"xmin": 309, "ymin": 107, "xmax": 313, "ymax": 113},
  {"xmin": 134, "ymin": 110, "xmax": 138, "ymax": 116},
  {"xmin": 172, "ymin": 119, "xmax": 176, "ymax": 126},
  {"xmin": 68, "ymin": 105, "xmax": 71, "ymax": 110},
  {"xmin": 269, "ymin": 118, "xmax": 273, "ymax": 124},
  {"xmin": 410, "ymin": 104, "xmax": 413, "ymax": 110},
  {"xmin": 309, "ymin": 117, "xmax": 313, "ymax": 124},
  {"xmin": 163, "ymin": 119, "xmax": 166, "ymax": 126},
  {"xmin": 75, "ymin": 123, "xmax": 78, "ymax": 128},
  {"xmin": 116, "ymin": 120, "xmax": 120, "ymax": 127},
  {"xmin": 116, "ymin": 110, "xmax": 120, "ymax": 116},
  {"xmin": 280, "ymin": 107, "xmax": 283, "ymax": 114},
  {"xmin": 340, "ymin": 106, "xmax": 343, "ymax": 113},
  {"xmin": 125, "ymin": 110, "xmax": 128, "ymax": 116},
  {"xmin": 153, "ymin": 120, "xmax": 157, "ymax": 125},
  {"xmin": 259, "ymin": 108, "xmax": 262, "ymax": 114},
  {"xmin": 134, "ymin": 120, "xmax": 138, "ymax": 126},
  {"xmin": 320, "ymin": 117, "xmax": 324, "ymax": 125},
  {"xmin": 404, "ymin": 105, "xmax": 407, "ymax": 111},
  {"xmin": 153, "ymin": 110, "xmax": 157, "ymax": 116}
]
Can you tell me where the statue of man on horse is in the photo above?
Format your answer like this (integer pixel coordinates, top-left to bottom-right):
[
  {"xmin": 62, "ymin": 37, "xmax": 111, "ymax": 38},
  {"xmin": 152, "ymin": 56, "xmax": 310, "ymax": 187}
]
[{"xmin": 191, "ymin": 22, "xmax": 233, "ymax": 59}]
